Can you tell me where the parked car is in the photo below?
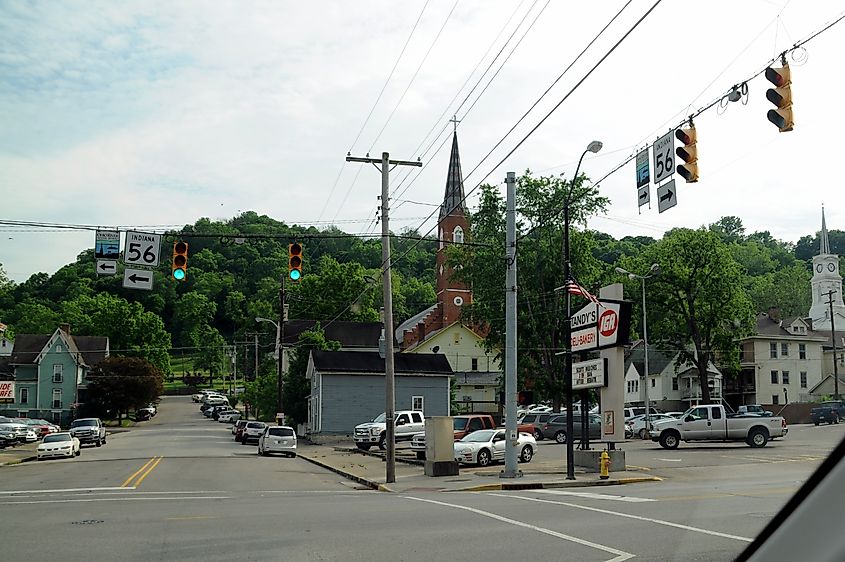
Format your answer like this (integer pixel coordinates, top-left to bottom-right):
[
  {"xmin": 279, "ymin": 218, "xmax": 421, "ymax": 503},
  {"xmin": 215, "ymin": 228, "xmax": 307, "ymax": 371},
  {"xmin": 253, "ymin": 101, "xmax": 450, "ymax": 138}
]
[
  {"xmin": 69, "ymin": 418, "xmax": 107, "ymax": 446},
  {"xmin": 0, "ymin": 422, "xmax": 31, "ymax": 442},
  {"xmin": 0, "ymin": 426, "xmax": 18, "ymax": 448},
  {"xmin": 240, "ymin": 421, "xmax": 267, "ymax": 444},
  {"xmin": 257, "ymin": 425, "xmax": 297, "ymax": 457},
  {"xmin": 211, "ymin": 406, "xmax": 234, "ymax": 420},
  {"xmin": 218, "ymin": 410, "xmax": 241, "ymax": 423},
  {"xmin": 624, "ymin": 420, "xmax": 634, "ymax": 439},
  {"xmin": 651, "ymin": 405, "xmax": 788, "ymax": 449},
  {"xmin": 519, "ymin": 413, "xmax": 556, "ymax": 440},
  {"xmin": 541, "ymin": 413, "xmax": 602, "ymax": 443},
  {"xmin": 453, "ymin": 429, "xmax": 536, "ymax": 467},
  {"xmin": 811, "ymin": 401, "xmax": 845, "ymax": 425},
  {"xmin": 353, "ymin": 410, "xmax": 424, "ymax": 450},
  {"xmin": 138, "ymin": 404, "xmax": 157, "ymax": 417},
  {"xmin": 629, "ymin": 413, "xmax": 678, "ymax": 439},
  {"xmin": 233, "ymin": 419, "xmax": 249, "ymax": 438},
  {"xmin": 737, "ymin": 404, "xmax": 774, "ymax": 417},
  {"xmin": 623, "ymin": 406, "xmax": 663, "ymax": 421},
  {"xmin": 19, "ymin": 418, "xmax": 58, "ymax": 438},
  {"xmin": 411, "ymin": 414, "xmax": 536, "ymax": 460},
  {"xmin": 37, "ymin": 432, "xmax": 80, "ymax": 460}
]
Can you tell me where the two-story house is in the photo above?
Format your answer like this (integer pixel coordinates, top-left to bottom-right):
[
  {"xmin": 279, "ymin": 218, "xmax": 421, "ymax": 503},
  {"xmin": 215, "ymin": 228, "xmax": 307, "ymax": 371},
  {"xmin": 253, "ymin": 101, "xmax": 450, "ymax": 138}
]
[{"xmin": 0, "ymin": 325, "xmax": 108, "ymax": 426}]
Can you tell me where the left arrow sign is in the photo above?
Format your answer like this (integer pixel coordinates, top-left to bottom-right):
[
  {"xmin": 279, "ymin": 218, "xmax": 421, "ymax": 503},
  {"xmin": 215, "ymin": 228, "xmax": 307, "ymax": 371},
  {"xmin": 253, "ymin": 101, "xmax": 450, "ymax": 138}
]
[
  {"xmin": 123, "ymin": 267, "xmax": 154, "ymax": 291},
  {"xmin": 96, "ymin": 259, "xmax": 118, "ymax": 276}
]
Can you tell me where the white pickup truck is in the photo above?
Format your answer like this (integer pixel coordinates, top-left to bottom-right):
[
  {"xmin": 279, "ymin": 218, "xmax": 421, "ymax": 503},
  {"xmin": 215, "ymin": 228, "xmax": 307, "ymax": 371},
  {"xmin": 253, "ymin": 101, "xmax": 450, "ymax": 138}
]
[
  {"xmin": 651, "ymin": 404, "xmax": 787, "ymax": 449},
  {"xmin": 353, "ymin": 410, "xmax": 425, "ymax": 451}
]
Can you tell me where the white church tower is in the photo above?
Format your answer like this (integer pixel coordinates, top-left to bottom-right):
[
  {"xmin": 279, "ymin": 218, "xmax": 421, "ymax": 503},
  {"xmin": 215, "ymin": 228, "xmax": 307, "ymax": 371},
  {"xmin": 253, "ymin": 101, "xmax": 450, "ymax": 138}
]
[{"xmin": 809, "ymin": 206, "xmax": 845, "ymax": 327}]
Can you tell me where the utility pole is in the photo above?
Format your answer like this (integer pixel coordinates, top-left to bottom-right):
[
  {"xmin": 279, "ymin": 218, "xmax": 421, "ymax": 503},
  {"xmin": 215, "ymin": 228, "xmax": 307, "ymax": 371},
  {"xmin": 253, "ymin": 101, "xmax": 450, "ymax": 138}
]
[
  {"xmin": 278, "ymin": 273, "xmax": 286, "ymax": 420},
  {"xmin": 346, "ymin": 151, "xmax": 421, "ymax": 484},
  {"xmin": 501, "ymin": 172, "xmax": 520, "ymax": 479},
  {"xmin": 824, "ymin": 289, "xmax": 840, "ymax": 399}
]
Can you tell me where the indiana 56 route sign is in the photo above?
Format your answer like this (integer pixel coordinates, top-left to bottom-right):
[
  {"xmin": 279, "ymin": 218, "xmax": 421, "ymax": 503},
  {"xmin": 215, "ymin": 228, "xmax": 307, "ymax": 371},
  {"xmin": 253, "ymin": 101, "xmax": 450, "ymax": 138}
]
[{"xmin": 123, "ymin": 231, "xmax": 162, "ymax": 267}]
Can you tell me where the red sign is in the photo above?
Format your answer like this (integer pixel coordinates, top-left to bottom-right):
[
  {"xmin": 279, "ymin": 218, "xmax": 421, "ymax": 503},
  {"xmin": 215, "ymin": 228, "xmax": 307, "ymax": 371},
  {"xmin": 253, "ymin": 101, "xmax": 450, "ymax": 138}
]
[
  {"xmin": 599, "ymin": 309, "xmax": 618, "ymax": 337},
  {"xmin": 0, "ymin": 381, "xmax": 14, "ymax": 400}
]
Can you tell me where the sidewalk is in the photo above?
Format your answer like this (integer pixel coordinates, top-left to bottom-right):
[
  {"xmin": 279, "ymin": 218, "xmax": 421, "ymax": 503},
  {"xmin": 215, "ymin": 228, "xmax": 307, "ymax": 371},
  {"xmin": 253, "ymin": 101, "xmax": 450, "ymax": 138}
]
[
  {"xmin": 297, "ymin": 440, "xmax": 661, "ymax": 493},
  {"xmin": 0, "ymin": 442, "xmax": 38, "ymax": 466}
]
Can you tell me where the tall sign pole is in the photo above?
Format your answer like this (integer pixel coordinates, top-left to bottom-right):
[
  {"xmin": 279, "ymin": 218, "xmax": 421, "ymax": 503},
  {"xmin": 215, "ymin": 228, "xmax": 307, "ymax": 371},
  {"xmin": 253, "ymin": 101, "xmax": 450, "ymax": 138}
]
[
  {"xmin": 346, "ymin": 151, "xmax": 421, "ymax": 483},
  {"xmin": 501, "ymin": 172, "xmax": 520, "ymax": 478},
  {"xmin": 824, "ymin": 290, "xmax": 840, "ymax": 399}
]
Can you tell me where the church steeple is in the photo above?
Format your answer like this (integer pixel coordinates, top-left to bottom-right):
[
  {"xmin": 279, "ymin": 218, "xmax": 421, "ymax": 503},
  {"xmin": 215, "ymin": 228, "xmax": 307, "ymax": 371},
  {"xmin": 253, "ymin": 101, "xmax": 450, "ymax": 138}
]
[
  {"xmin": 809, "ymin": 206, "xmax": 845, "ymax": 326},
  {"xmin": 440, "ymin": 131, "xmax": 465, "ymax": 219},
  {"xmin": 821, "ymin": 205, "xmax": 831, "ymax": 254}
]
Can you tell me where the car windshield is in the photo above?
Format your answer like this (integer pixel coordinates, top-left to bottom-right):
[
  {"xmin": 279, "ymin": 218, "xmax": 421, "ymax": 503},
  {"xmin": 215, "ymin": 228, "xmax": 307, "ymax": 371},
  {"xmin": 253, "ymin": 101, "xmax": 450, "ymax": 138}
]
[
  {"xmin": 43, "ymin": 434, "xmax": 71, "ymax": 443},
  {"xmin": 460, "ymin": 430, "xmax": 496, "ymax": 443},
  {"xmin": 453, "ymin": 418, "xmax": 469, "ymax": 430},
  {"xmin": 247, "ymin": 422, "xmax": 265, "ymax": 429},
  {"xmin": 371, "ymin": 413, "xmax": 386, "ymax": 423},
  {"xmin": 71, "ymin": 420, "xmax": 96, "ymax": 427}
]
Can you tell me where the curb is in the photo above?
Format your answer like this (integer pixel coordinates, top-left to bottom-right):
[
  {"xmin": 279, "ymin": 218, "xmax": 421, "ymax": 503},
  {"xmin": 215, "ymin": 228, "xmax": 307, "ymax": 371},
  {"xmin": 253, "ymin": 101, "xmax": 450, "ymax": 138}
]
[
  {"xmin": 297, "ymin": 453, "xmax": 392, "ymax": 492},
  {"xmin": 0, "ymin": 454, "xmax": 37, "ymax": 467},
  {"xmin": 334, "ymin": 446, "xmax": 424, "ymax": 466},
  {"xmin": 448, "ymin": 475, "xmax": 662, "ymax": 492}
]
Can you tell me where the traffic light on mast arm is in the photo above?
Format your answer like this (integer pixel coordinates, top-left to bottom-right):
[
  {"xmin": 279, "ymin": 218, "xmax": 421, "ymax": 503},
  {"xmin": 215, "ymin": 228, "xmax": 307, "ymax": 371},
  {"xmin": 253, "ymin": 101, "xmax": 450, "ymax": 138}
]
[
  {"xmin": 765, "ymin": 61, "xmax": 794, "ymax": 132},
  {"xmin": 172, "ymin": 241, "xmax": 188, "ymax": 281},
  {"xmin": 675, "ymin": 123, "xmax": 698, "ymax": 183},
  {"xmin": 288, "ymin": 243, "xmax": 303, "ymax": 282}
]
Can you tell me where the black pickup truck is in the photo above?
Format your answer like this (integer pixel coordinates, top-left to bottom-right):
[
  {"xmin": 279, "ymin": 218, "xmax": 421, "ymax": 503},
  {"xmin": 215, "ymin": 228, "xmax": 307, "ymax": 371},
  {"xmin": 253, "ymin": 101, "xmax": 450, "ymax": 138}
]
[{"xmin": 810, "ymin": 401, "xmax": 845, "ymax": 425}]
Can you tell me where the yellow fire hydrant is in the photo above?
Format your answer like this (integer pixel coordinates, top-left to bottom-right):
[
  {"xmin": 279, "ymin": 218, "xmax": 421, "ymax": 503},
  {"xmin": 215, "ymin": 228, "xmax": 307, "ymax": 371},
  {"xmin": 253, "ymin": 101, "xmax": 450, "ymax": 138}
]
[{"xmin": 600, "ymin": 450, "xmax": 611, "ymax": 480}]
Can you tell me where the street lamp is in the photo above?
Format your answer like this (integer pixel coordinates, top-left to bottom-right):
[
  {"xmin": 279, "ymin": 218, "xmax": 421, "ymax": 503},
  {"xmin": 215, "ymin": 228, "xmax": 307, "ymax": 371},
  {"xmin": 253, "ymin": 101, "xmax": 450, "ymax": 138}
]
[
  {"xmin": 255, "ymin": 316, "xmax": 283, "ymax": 418},
  {"xmin": 615, "ymin": 263, "xmax": 660, "ymax": 435},
  {"xmin": 562, "ymin": 140, "xmax": 603, "ymax": 480}
]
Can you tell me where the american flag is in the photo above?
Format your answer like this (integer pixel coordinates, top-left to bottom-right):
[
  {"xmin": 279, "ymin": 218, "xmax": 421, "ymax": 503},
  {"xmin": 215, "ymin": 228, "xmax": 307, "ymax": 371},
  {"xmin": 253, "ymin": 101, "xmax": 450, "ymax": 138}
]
[{"xmin": 564, "ymin": 279, "xmax": 601, "ymax": 305}]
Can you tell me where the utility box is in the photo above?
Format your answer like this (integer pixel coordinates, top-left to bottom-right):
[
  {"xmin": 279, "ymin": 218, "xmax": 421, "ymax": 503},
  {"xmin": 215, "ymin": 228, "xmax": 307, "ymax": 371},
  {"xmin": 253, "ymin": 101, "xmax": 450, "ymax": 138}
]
[{"xmin": 424, "ymin": 416, "xmax": 459, "ymax": 477}]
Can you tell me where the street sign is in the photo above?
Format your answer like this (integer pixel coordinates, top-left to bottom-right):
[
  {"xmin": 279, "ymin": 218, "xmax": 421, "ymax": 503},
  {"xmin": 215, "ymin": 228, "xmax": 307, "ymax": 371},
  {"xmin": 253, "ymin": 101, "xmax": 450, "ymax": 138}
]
[
  {"xmin": 95, "ymin": 259, "xmax": 117, "ymax": 276},
  {"xmin": 122, "ymin": 267, "xmax": 154, "ymax": 291},
  {"xmin": 0, "ymin": 381, "xmax": 13, "ymax": 403},
  {"xmin": 635, "ymin": 149, "xmax": 650, "ymax": 188},
  {"xmin": 652, "ymin": 131, "xmax": 675, "ymax": 184},
  {"xmin": 637, "ymin": 186, "xmax": 650, "ymax": 208},
  {"xmin": 572, "ymin": 358, "xmax": 608, "ymax": 390},
  {"xmin": 657, "ymin": 179, "xmax": 677, "ymax": 213},
  {"xmin": 570, "ymin": 299, "xmax": 632, "ymax": 352},
  {"xmin": 94, "ymin": 230, "xmax": 120, "ymax": 260},
  {"xmin": 124, "ymin": 231, "xmax": 162, "ymax": 267}
]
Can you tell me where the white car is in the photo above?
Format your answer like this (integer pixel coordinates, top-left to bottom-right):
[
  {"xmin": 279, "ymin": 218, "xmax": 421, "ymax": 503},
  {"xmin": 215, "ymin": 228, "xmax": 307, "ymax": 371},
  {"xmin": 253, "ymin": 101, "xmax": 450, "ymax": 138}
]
[
  {"xmin": 629, "ymin": 414, "xmax": 677, "ymax": 439},
  {"xmin": 218, "ymin": 410, "xmax": 241, "ymax": 423},
  {"xmin": 453, "ymin": 429, "xmax": 536, "ymax": 467},
  {"xmin": 257, "ymin": 426, "xmax": 297, "ymax": 457},
  {"xmin": 37, "ymin": 432, "xmax": 80, "ymax": 460}
]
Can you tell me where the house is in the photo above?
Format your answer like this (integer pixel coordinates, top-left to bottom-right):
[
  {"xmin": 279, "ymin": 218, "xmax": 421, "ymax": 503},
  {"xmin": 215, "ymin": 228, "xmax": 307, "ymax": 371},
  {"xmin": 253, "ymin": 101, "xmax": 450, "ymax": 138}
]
[
  {"xmin": 281, "ymin": 320, "xmax": 381, "ymax": 351},
  {"xmin": 0, "ymin": 324, "xmax": 108, "ymax": 426},
  {"xmin": 624, "ymin": 340, "xmax": 723, "ymax": 412},
  {"xmin": 396, "ymin": 131, "xmax": 502, "ymax": 412},
  {"xmin": 306, "ymin": 350, "xmax": 452, "ymax": 437}
]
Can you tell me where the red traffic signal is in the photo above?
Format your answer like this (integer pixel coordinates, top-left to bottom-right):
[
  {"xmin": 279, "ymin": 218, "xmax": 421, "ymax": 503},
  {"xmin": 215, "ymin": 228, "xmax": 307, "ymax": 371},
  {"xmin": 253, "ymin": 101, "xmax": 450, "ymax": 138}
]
[
  {"xmin": 675, "ymin": 126, "xmax": 698, "ymax": 183},
  {"xmin": 765, "ymin": 64, "xmax": 793, "ymax": 132}
]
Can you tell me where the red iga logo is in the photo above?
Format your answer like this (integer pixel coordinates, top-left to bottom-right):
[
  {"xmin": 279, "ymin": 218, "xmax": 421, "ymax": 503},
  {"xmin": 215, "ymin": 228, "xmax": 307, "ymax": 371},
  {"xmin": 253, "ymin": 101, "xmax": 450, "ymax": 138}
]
[{"xmin": 599, "ymin": 309, "xmax": 618, "ymax": 337}]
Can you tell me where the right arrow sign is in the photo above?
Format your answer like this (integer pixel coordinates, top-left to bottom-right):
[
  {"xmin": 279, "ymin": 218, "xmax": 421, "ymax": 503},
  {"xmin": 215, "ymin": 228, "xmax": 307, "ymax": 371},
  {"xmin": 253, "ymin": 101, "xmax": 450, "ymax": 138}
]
[
  {"xmin": 123, "ymin": 267, "xmax": 154, "ymax": 291},
  {"xmin": 657, "ymin": 179, "xmax": 677, "ymax": 213}
]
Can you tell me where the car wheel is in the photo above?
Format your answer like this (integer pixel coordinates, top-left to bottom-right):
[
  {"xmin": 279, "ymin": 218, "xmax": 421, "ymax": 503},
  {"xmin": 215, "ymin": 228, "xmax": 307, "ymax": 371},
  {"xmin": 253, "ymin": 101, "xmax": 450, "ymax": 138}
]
[
  {"xmin": 533, "ymin": 428, "xmax": 543, "ymax": 440},
  {"xmin": 747, "ymin": 428, "xmax": 769, "ymax": 448},
  {"xmin": 638, "ymin": 428, "xmax": 649, "ymax": 440},
  {"xmin": 75, "ymin": 448, "xmax": 80, "ymax": 457},
  {"xmin": 814, "ymin": 421, "xmax": 820, "ymax": 426},
  {"xmin": 416, "ymin": 451, "xmax": 426, "ymax": 460},
  {"xmin": 241, "ymin": 437, "xmax": 248, "ymax": 445},
  {"xmin": 95, "ymin": 439, "xmax": 102, "ymax": 447},
  {"xmin": 554, "ymin": 431, "xmax": 568, "ymax": 444},
  {"xmin": 290, "ymin": 453, "xmax": 296, "ymax": 458},
  {"xmin": 659, "ymin": 431, "xmax": 680, "ymax": 449},
  {"xmin": 476, "ymin": 449, "xmax": 491, "ymax": 467},
  {"xmin": 519, "ymin": 445, "xmax": 533, "ymax": 463},
  {"xmin": 378, "ymin": 433, "xmax": 386, "ymax": 450},
  {"xmin": 356, "ymin": 443, "xmax": 371, "ymax": 451}
]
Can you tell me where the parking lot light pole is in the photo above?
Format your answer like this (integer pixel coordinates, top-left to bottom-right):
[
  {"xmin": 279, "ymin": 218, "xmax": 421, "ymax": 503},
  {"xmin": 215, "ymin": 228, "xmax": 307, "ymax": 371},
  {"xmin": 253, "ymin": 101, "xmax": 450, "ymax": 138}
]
[
  {"xmin": 255, "ymin": 316, "xmax": 282, "ymax": 416},
  {"xmin": 615, "ymin": 264, "xmax": 660, "ymax": 435}
]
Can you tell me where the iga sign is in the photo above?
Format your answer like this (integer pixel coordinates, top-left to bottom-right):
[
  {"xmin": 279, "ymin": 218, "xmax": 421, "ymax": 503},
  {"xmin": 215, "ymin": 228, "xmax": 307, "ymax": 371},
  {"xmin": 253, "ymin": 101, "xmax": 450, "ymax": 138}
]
[
  {"xmin": 0, "ymin": 381, "xmax": 14, "ymax": 403},
  {"xmin": 570, "ymin": 300, "xmax": 632, "ymax": 352},
  {"xmin": 572, "ymin": 358, "xmax": 607, "ymax": 390}
]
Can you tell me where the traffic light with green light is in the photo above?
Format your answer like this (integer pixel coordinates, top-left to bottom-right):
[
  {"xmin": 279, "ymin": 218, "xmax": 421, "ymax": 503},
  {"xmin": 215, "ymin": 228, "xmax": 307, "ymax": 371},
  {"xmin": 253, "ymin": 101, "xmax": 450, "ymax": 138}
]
[
  {"xmin": 765, "ymin": 63, "xmax": 793, "ymax": 132},
  {"xmin": 288, "ymin": 243, "xmax": 303, "ymax": 282},
  {"xmin": 675, "ymin": 125, "xmax": 698, "ymax": 183},
  {"xmin": 172, "ymin": 241, "xmax": 188, "ymax": 281}
]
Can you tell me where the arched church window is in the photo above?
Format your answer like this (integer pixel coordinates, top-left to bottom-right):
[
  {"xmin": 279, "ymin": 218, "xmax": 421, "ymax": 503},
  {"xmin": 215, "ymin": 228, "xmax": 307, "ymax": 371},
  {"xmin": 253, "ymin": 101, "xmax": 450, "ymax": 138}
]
[{"xmin": 453, "ymin": 226, "xmax": 464, "ymax": 244}]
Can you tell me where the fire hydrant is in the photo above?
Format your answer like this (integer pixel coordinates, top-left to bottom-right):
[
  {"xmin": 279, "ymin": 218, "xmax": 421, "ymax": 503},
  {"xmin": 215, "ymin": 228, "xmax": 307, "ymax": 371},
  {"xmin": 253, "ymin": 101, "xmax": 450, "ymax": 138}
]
[{"xmin": 599, "ymin": 450, "xmax": 611, "ymax": 480}]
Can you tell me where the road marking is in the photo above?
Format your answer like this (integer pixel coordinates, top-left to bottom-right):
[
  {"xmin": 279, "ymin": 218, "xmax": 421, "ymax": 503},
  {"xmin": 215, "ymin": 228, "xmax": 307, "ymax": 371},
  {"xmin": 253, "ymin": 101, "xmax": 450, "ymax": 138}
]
[
  {"xmin": 656, "ymin": 458, "xmax": 682, "ymax": 462},
  {"xmin": 495, "ymin": 493, "xmax": 753, "ymax": 542},
  {"xmin": 121, "ymin": 457, "xmax": 158, "ymax": 488},
  {"xmin": 404, "ymin": 496, "xmax": 634, "ymax": 562},
  {"xmin": 539, "ymin": 490, "xmax": 656, "ymax": 503},
  {"xmin": 0, "ymin": 496, "xmax": 231, "ymax": 505},
  {"xmin": 165, "ymin": 515, "xmax": 216, "ymax": 521},
  {"xmin": 133, "ymin": 456, "xmax": 163, "ymax": 488},
  {"xmin": 0, "ymin": 487, "xmax": 134, "ymax": 495}
]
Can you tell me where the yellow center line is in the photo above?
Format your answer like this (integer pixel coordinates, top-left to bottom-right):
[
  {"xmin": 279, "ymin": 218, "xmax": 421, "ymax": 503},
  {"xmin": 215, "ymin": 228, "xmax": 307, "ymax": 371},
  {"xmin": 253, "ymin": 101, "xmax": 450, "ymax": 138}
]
[
  {"xmin": 132, "ymin": 456, "xmax": 163, "ymax": 488},
  {"xmin": 121, "ymin": 457, "xmax": 158, "ymax": 488}
]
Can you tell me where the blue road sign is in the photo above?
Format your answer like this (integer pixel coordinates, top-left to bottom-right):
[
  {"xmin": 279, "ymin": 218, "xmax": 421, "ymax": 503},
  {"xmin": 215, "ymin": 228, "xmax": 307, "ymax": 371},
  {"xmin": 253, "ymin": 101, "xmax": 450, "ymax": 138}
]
[{"xmin": 636, "ymin": 149, "xmax": 650, "ymax": 188}]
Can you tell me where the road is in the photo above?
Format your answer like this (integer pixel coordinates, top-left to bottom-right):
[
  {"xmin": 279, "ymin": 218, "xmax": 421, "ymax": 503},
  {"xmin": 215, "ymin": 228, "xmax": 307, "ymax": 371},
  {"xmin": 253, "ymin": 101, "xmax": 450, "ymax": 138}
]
[{"xmin": 0, "ymin": 397, "xmax": 842, "ymax": 561}]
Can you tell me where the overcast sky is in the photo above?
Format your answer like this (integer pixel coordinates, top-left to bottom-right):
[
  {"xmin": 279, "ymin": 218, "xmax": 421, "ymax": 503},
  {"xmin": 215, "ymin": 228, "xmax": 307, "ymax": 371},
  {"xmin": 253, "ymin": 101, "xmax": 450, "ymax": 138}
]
[{"xmin": 2, "ymin": 0, "xmax": 844, "ymax": 282}]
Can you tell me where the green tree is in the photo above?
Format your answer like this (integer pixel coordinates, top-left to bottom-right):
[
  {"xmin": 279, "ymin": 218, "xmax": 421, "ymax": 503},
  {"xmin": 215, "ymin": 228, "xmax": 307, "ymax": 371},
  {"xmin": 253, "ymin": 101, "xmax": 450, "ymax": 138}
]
[
  {"xmin": 622, "ymin": 228, "xmax": 754, "ymax": 404},
  {"xmin": 284, "ymin": 324, "xmax": 341, "ymax": 425},
  {"xmin": 86, "ymin": 357, "xmax": 164, "ymax": 422}
]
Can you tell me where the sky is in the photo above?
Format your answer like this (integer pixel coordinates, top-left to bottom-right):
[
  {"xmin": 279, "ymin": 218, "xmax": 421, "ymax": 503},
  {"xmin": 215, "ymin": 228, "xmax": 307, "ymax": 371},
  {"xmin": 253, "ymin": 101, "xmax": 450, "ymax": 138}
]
[{"xmin": 1, "ymin": 0, "xmax": 844, "ymax": 283}]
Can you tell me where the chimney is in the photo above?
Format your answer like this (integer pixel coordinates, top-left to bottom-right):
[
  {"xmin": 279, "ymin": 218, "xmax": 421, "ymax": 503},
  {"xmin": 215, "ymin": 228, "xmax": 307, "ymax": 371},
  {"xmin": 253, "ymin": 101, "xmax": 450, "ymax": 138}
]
[
  {"xmin": 59, "ymin": 323, "xmax": 71, "ymax": 335},
  {"xmin": 767, "ymin": 307, "xmax": 780, "ymax": 322}
]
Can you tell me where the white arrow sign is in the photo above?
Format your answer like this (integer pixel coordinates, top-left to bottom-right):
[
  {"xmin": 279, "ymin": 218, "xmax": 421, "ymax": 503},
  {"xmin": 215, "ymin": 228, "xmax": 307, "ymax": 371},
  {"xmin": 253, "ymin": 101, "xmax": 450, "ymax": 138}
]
[
  {"xmin": 96, "ymin": 259, "xmax": 117, "ymax": 276},
  {"xmin": 123, "ymin": 267, "xmax": 154, "ymax": 291}
]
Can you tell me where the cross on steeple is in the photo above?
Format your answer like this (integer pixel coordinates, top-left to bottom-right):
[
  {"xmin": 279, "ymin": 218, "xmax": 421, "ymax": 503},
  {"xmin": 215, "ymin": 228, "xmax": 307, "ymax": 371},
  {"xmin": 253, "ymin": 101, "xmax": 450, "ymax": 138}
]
[{"xmin": 449, "ymin": 115, "xmax": 461, "ymax": 134}]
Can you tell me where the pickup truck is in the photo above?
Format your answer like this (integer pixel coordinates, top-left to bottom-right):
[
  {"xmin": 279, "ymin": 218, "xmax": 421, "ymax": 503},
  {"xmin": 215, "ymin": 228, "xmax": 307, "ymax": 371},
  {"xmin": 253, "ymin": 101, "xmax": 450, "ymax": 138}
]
[
  {"xmin": 651, "ymin": 404, "xmax": 787, "ymax": 449},
  {"xmin": 354, "ymin": 410, "xmax": 425, "ymax": 450},
  {"xmin": 811, "ymin": 401, "xmax": 844, "ymax": 425},
  {"xmin": 410, "ymin": 414, "xmax": 535, "ymax": 460}
]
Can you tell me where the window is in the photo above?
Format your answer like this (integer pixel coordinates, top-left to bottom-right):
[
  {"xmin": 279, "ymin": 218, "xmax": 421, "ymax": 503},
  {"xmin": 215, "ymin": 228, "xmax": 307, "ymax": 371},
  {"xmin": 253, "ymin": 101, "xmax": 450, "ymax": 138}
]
[
  {"xmin": 771, "ymin": 370, "xmax": 778, "ymax": 384},
  {"xmin": 52, "ymin": 364, "xmax": 63, "ymax": 383},
  {"xmin": 471, "ymin": 358, "xmax": 478, "ymax": 371},
  {"xmin": 20, "ymin": 388, "xmax": 28, "ymax": 404},
  {"xmin": 770, "ymin": 343, "xmax": 777, "ymax": 358},
  {"xmin": 651, "ymin": 378, "xmax": 656, "ymax": 388},
  {"xmin": 56, "ymin": 344, "xmax": 62, "ymax": 352},
  {"xmin": 800, "ymin": 372, "xmax": 808, "ymax": 388},
  {"xmin": 711, "ymin": 407, "xmax": 722, "ymax": 419},
  {"xmin": 396, "ymin": 413, "xmax": 410, "ymax": 425},
  {"xmin": 52, "ymin": 388, "xmax": 62, "ymax": 409},
  {"xmin": 781, "ymin": 343, "xmax": 789, "ymax": 357},
  {"xmin": 412, "ymin": 396, "xmax": 424, "ymax": 413},
  {"xmin": 672, "ymin": 377, "xmax": 678, "ymax": 391},
  {"xmin": 799, "ymin": 344, "xmax": 806, "ymax": 360},
  {"xmin": 51, "ymin": 411, "xmax": 61, "ymax": 424},
  {"xmin": 453, "ymin": 226, "xmax": 464, "ymax": 244},
  {"xmin": 782, "ymin": 371, "xmax": 790, "ymax": 385},
  {"xmin": 467, "ymin": 418, "xmax": 483, "ymax": 432},
  {"xmin": 411, "ymin": 412, "xmax": 423, "ymax": 423},
  {"xmin": 772, "ymin": 395, "xmax": 779, "ymax": 405}
]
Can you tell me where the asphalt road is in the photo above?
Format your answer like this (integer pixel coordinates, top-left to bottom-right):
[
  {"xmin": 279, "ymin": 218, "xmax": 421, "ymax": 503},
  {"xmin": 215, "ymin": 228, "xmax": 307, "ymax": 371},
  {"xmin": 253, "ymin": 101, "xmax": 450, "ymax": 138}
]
[{"xmin": 1, "ymin": 397, "xmax": 842, "ymax": 561}]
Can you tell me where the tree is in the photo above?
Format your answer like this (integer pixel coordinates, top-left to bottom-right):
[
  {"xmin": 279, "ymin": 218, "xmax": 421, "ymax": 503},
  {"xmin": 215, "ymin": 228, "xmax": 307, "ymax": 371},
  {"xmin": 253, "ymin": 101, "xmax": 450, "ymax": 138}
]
[
  {"xmin": 284, "ymin": 325, "xmax": 341, "ymax": 424},
  {"xmin": 86, "ymin": 357, "xmax": 164, "ymax": 422},
  {"xmin": 622, "ymin": 228, "xmax": 754, "ymax": 404}
]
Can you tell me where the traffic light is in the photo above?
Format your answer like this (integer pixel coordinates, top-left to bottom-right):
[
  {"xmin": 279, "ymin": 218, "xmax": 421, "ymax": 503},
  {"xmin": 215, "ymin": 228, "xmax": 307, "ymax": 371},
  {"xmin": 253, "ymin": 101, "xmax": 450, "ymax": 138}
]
[
  {"xmin": 172, "ymin": 241, "xmax": 188, "ymax": 281},
  {"xmin": 288, "ymin": 242, "xmax": 303, "ymax": 282},
  {"xmin": 765, "ymin": 63, "xmax": 793, "ymax": 132},
  {"xmin": 675, "ymin": 125, "xmax": 698, "ymax": 183}
]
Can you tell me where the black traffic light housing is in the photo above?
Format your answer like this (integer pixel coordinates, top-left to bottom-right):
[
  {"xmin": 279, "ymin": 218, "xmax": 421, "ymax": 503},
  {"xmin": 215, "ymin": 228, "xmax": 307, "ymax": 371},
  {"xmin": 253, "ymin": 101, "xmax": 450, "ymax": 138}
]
[
  {"xmin": 675, "ymin": 124, "xmax": 698, "ymax": 183},
  {"xmin": 765, "ymin": 62, "xmax": 793, "ymax": 132},
  {"xmin": 172, "ymin": 241, "xmax": 188, "ymax": 281},
  {"xmin": 288, "ymin": 243, "xmax": 303, "ymax": 282}
]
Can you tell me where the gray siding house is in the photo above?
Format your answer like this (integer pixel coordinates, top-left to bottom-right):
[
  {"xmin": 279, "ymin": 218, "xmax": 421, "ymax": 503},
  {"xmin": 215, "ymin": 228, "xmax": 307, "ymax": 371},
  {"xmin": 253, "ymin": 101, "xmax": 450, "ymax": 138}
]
[{"xmin": 307, "ymin": 350, "xmax": 452, "ymax": 435}]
